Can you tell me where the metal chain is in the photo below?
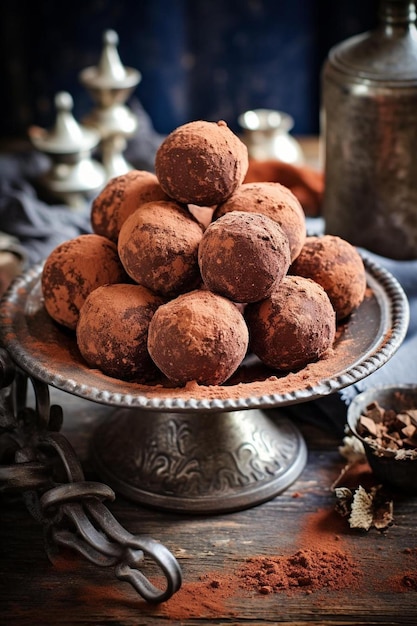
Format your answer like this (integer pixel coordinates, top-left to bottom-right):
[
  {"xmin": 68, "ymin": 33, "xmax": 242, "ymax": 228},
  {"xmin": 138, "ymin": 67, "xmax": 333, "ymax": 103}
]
[{"xmin": 0, "ymin": 348, "xmax": 182, "ymax": 603}]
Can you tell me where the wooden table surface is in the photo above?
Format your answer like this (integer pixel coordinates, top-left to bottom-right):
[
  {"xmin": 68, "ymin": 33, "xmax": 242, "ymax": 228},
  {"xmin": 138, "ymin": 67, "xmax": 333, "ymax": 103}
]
[{"xmin": 1, "ymin": 385, "xmax": 417, "ymax": 626}]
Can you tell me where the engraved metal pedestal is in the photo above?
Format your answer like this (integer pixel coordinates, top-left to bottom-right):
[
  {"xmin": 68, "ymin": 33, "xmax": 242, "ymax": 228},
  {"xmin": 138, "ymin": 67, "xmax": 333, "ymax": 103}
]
[
  {"xmin": 0, "ymin": 256, "xmax": 410, "ymax": 517},
  {"xmin": 91, "ymin": 407, "xmax": 307, "ymax": 514}
]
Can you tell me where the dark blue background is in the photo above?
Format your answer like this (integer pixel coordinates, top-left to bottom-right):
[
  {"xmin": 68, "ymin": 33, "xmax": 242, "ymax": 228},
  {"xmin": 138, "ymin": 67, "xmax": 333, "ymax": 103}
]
[{"xmin": 0, "ymin": 0, "xmax": 378, "ymax": 139}]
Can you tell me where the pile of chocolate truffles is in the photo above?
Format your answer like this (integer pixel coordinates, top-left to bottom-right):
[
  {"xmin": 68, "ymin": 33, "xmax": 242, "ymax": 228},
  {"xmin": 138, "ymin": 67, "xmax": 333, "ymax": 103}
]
[{"xmin": 41, "ymin": 120, "xmax": 367, "ymax": 386}]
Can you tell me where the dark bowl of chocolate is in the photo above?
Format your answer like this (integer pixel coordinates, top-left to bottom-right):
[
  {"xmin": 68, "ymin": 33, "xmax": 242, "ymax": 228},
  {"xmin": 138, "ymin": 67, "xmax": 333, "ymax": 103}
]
[{"xmin": 347, "ymin": 384, "xmax": 417, "ymax": 494}]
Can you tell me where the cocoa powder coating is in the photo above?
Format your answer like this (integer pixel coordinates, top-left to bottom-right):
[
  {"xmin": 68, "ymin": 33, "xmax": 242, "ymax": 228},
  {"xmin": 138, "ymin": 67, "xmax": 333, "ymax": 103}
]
[
  {"xmin": 147, "ymin": 289, "xmax": 249, "ymax": 385},
  {"xmin": 91, "ymin": 170, "xmax": 169, "ymax": 242},
  {"xmin": 39, "ymin": 119, "xmax": 368, "ymax": 391},
  {"xmin": 214, "ymin": 181, "xmax": 306, "ymax": 261},
  {"xmin": 245, "ymin": 275, "xmax": 336, "ymax": 371},
  {"xmin": 290, "ymin": 235, "xmax": 367, "ymax": 320},
  {"xmin": 118, "ymin": 200, "xmax": 204, "ymax": 298},
  {"xmin": 155, "ymin": 120, "xmax": 249, "ymax": 206},
  {"xmin": 198, "ymin": 211, "xmax": 291, "ymax": 303},
  {"xmin": 76, "ymin": 283, "xmax": 163, "ymax": 381},
  {"xmin": 41, "ymin": 234, "xmax": 127, "ymax": 330}
]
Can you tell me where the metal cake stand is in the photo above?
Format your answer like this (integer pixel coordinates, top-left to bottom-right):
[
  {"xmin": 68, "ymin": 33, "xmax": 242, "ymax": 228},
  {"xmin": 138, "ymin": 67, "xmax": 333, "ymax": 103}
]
[{"xmin": 0, "ymin": 252, "xmax": 409, "ymax": 601}]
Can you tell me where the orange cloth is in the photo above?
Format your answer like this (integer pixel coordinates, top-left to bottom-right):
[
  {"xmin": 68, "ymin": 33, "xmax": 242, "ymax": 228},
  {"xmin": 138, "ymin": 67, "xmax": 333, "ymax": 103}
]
[{"xmin": 244, "ymin": 159, "xmax": 324, "ymax": 217}]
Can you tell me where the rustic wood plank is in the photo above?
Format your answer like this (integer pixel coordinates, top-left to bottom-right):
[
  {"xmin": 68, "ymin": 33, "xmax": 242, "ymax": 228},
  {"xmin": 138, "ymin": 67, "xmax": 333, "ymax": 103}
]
[{"xmin": 1, "ymin": 388, "xmax": 417, "ymax": 624}]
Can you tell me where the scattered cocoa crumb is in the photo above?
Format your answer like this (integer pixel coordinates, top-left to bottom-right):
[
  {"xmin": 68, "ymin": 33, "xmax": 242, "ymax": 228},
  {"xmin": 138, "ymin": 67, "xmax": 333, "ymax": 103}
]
[
  {"xmin": 402, "ymin": 575, "xmax": 417, "ymax": 590},
  {"xmin": 387, "ymin": 572, "xmax": 417, "ymax": 593},
  {"xmin": 384, "ymin": 548, "xmax": 417, "ymax": 594}
]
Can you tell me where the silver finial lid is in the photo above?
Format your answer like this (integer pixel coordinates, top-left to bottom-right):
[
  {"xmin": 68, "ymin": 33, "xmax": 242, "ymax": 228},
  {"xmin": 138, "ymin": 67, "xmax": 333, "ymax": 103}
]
[
  {"xmin": 79, "ymin": 29, "xmax": 141, "ymax": 90},
  {"xmin": 29, "ymin": 91, "xmax": 101, "ymax": 155}
]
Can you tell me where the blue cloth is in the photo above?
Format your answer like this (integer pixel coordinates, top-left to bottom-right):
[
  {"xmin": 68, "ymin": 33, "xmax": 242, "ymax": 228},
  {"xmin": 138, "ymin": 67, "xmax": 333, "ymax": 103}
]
[{"xmin": 0, "ymin": 152, "xmax": 92, "ymax": 265}]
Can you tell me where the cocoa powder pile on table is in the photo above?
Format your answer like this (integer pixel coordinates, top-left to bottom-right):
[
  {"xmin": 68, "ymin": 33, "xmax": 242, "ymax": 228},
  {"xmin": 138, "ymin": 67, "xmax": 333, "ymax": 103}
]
[
  {"xmin": 162, "ymin": 547, "xmax": 360, "ymax": 620},
  {"xmin": 237, "ymin": 507, "xmax": 361, "ymax": 596},
  {"xmin": 162, "ymin": 508, "xmax": 361, "ymax": 619},
  {"xmin": 238, "ymin": 547, "xmax": 359, "ymax": 595}
]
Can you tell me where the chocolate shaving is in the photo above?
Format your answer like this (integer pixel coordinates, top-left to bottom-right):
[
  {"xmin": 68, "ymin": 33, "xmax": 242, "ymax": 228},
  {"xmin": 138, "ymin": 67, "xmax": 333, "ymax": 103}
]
[
  {"xmin": 334, "ymin": 485, "xmax": 394, "ymax": 531},
  {"xmin": 358, "ymin": 401, "xmax": 417, "ymax": 453},
  {"xmin": 348, "ymin": 485, "xmax": 374, "ymax": 531},
  {"xmin": 359, "ymin": 415, "xmax": 378, "ymax": 437}
]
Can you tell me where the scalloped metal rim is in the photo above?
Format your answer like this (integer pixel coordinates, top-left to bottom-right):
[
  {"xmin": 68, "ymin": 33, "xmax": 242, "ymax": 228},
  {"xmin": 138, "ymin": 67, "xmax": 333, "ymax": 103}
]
[{"xmin": 0, "ymin": 252, "xmax": 410, "ymax": 412}]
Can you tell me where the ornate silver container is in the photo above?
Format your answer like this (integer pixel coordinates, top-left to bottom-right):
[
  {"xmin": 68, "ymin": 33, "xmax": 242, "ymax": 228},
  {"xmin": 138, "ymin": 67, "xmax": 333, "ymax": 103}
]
[
  {"xmin": 29, "ymin": 92, "xmax": 105, "ymax": 207},
  {"xmin": 79, "ymin": 30, "xmax": 141, "ymax": 181},
  {"xmin": 238, "ymin": 108, "xmax": 305, "ymax": 165},
  {"xmin": 321, "ymin": 0, "xmax": 417, "ymax": 259}
]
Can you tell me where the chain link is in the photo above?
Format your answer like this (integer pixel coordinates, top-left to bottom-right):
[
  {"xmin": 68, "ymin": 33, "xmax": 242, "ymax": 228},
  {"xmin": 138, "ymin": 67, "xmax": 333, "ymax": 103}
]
[{"xmin": 0, "ymin": 349, "xmax": 182, "ymax": 603}]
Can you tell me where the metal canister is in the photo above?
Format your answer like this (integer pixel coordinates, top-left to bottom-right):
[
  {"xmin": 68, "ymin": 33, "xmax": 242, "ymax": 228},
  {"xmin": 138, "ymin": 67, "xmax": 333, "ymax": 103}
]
[{"xmin": 321, "ymin": 0, "xmax": 417, "ymax": 259}]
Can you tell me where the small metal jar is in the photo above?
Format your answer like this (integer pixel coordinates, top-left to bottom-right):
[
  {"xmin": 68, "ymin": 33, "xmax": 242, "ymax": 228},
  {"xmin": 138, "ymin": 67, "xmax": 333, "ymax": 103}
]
[
  {"xmin": 321, "ymin": 0, "xmax": 417, "ymax": 259},
  {"xmin": 237, "ymin": 109, "xmax": 305, "ymax": 165}
]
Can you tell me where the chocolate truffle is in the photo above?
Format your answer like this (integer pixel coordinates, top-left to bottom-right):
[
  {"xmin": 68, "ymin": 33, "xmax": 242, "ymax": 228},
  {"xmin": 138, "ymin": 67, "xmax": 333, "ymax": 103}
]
[
  {"xmin": 76, "ymin": 283, "xmax": 163, "ymax": 381},
  {"xmin": 118, "ymin": 200, "xmax": 204, "ymax": 298},
  {"xmin": 214, "ymin": 181, "xmax": 306, "ymax": 261},
  {"xmin": 155, "ymin": 120, "xmax": 249, "ymax": 206},
  {"xmin": 91, "ymin": 170, "xmax": 169, "ymax": 243},
  {"xmin": 147, "ymin": 289, "xmax": 249, "ymax": 385},
  {"xmin": 198, "ymin": 211, "xmax": 291, "ymax": 303},
  {"xmin": 42, "ymin": 234, "xmax": 127, "ymax": 330},
  {"xmin": 290, "ymin": 235, "xmax": 367, "ymax": 320},
  {"xmin": 245, "ymin": 275, "xmax": 336, "ymax": 371}
]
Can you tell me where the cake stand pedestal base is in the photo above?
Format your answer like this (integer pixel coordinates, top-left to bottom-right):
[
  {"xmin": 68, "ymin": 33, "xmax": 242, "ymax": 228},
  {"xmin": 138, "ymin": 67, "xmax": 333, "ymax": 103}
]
[{"xmin": 91, "ymin": 407, "xmax": 307, "ymax": 514}]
